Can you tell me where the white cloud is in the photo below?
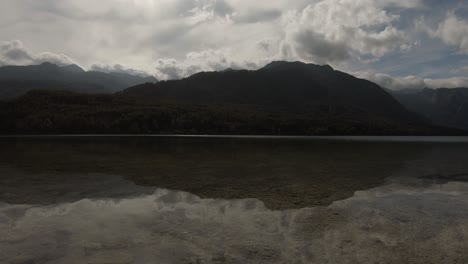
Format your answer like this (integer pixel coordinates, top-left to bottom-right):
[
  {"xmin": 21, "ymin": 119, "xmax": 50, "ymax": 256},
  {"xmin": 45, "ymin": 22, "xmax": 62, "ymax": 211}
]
[
  {"xmin": 356, "ymin": 71, "xmax": 468, "ymax": 90},
  {"xmin": 0, "ymin": 40, "xmax": 75, "ymax": 66},
  {"xmin": 90, "ymin": 63, "xmax": 151, "ymax": 77},
  {"xmin": 424, "ymin": 77, "xmax": 468, "ymax": 89},
  {"xmin": 428, "ymin": 12, "xmax": 468, "ymax": 54},
  {"xmin": 150, "ymin": 0, "xmax": 423, "ymax": 78},
  {"xmin": 280, "ymin": 0, "xmax": 413, "ymax": 65},
  {"xmin": 154, "ymin": 49, "xmax": 260, "ymax": 80}
]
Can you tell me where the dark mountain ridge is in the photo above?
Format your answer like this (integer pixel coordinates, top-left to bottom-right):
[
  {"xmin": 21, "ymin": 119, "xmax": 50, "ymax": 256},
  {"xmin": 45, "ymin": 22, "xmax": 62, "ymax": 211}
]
[
  {"xmin": 0, "ymin": 61, "xmax": 464, "ymax": 135},
  {"xmin": 0, "ymin": 62, "xmax": 158, "ymax": 99},
  {"xmin": 123, "ymin": 61, "xmax": 421, "ymax": 123}
]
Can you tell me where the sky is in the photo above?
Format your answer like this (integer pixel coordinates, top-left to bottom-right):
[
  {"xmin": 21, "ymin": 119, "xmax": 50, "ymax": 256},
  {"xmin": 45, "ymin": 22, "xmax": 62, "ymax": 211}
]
[{"xmin": 0, "ymin": 0, "xmax": 467, "ymax": 89}]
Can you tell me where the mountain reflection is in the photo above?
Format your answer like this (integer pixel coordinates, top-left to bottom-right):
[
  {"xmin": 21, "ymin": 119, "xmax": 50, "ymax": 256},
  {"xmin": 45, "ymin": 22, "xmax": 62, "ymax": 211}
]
[{"xmin": 0, "ymin": 136, "xmax": 439, "ymax": 209}]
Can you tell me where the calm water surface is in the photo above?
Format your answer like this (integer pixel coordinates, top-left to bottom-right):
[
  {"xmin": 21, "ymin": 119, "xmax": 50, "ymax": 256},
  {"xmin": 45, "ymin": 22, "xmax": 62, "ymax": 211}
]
[{"xmin": 0, "ymin": 136, "xmax": 468, "ymax": 263}]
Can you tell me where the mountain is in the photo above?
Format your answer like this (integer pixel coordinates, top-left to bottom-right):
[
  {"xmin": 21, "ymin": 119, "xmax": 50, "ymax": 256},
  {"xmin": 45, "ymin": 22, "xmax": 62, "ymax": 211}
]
[
  {"xmin": 392, "ymin": 87, "xmax": 468, "ymax": 130},
  {"xmin": 0, "ymin": 62, "xmax": 158, "ymax": 99},
  {"xmin": 123, "ymin": 61, "xmax": 422, "ymax": 123},
  {"xmin": 61, "ymin": 64, "xmax": 86, "ymax": 73},
  {"xmin": 0, "ymin": 61, "xmax": 462, "ymax": 135}
]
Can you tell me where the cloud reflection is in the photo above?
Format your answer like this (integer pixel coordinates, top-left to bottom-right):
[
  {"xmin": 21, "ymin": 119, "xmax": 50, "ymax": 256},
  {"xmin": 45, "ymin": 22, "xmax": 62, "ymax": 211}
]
[{"xmin": 1, "ymin": 181, "xmax": 468, "ymax": 264}]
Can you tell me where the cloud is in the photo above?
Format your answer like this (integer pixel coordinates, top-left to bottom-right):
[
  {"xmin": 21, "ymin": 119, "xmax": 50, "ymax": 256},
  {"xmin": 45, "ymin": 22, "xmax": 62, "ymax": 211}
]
[
  {"xmin": 154, "ymin": 59, "xmax": 187, "ymax": 80},
  {"xmin": 293, "ymin": 30, "xmax": 350, "ymax": 63},
  {"xmin": 89, "ymin": 63, "xmax": 151, "ymax": 77},
  {"xmin": 375, "ymin": 0, "xmax": 424, "ymax": 8},
  {"xmin": 280, "ymin": 0, "xmax": 413, "ymax": 65},
  {"xmin": 356, "ymin": 71, "xmax": 468, "ymax": 90},
  {"xmin": 0, "ymin": 0, "xmax": 466, "ymax": 81},
  {"xmin": 424, "ymin": 77, "xmax": 468, "ymax": 89},
  {"xmin": 1, "ymin": 182, "xmax": 468, "ymax": 263},
  {"xmin": 151, "ymin": 0, "xmax": 423, "ymax": 79},
  {"xmin": 0, "ymin": 40, "xmax": 75, "ymax": 66},
  {"xmin": 232, "ymin": 9, "xmax": 282, "ymax": 23},
  {"xmin": 428, "ymin": 12, "xmax": 468, "ymax": 54},
  {"xmin": 155, "ymin": 49, "xmax": 260, "ymax": 79},
  {"xmin": 356, "ymin": 72, "xmax": 425, "ymax": 90}
]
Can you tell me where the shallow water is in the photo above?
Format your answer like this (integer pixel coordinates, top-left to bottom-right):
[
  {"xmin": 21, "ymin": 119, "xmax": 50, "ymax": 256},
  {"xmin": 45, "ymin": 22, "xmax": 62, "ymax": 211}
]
[{"xmin": 1, "ymin": 136, "xmax": 468, "ymax": 263}]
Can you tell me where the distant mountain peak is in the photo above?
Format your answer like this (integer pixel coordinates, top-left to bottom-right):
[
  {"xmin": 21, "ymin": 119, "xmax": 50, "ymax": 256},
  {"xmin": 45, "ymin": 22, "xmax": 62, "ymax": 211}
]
[
  {"xmin": 321, "ymin": 64, "xmax": 334, "ymax": 72},
  {"xmin": 38, "ymin": 62, "xmax": 60, "ymax": 70},
  {"xmin": 39, "ymin": 62, "xmax": 55, "ymax": 66},
  {"xmin": 261, "ymin": 61, "xmax": 305, "ymax": 69}
]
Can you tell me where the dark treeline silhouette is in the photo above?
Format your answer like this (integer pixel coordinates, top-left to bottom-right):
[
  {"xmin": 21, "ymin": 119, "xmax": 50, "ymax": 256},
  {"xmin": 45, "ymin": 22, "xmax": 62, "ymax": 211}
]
[{"xmin": 0, "ymin": 90, "xmax": 460, "ymax": 135}]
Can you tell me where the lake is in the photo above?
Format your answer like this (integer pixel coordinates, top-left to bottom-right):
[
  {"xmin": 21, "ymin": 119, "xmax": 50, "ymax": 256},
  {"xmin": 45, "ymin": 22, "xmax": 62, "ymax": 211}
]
[{"xmin": 1, "ymin": 136, "xmax": 468, "ymax": 263}]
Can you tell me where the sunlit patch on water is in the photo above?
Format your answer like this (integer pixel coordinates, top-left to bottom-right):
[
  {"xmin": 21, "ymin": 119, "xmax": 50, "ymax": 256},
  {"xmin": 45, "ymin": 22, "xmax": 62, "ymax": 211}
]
[{"xmin": 1, "ymin": 182, "xmax": 468, "ymax": 264}]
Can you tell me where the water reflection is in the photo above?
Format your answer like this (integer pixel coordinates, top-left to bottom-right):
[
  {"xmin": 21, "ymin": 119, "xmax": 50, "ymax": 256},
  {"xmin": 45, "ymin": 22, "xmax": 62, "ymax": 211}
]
[
  {"xmin": 1, "ymin": 181, "xmax": 467, "ymax": 264},
  {"xmin": 1, "ymin": 136, "xmax": 468, "ymax": 263},
  {"xmin": 2, "ymin": 136, "xmax": 463, "ymax": 209}
]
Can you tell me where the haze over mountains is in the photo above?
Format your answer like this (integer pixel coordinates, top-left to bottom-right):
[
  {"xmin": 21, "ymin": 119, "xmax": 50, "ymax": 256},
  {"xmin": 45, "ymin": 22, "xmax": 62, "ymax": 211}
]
[
  {"xmin": 0, "ymin": 61, "xmax": 466, "ymax": 135},
  {"xmin": 0, "ymin": 62, "xmax": 158, "ymax": 99},
  {"xmin": 392, "ymin": 88, "xmax": 468, "ymax": 130}
]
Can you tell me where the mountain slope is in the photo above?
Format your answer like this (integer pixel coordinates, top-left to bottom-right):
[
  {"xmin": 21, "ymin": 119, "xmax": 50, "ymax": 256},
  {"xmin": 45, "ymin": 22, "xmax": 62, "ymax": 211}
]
[
  {"xmin": 123, "ymin": 61, "xmax": 422, "ymax": 123},
  {"xmin": 0, "ymin": 62, "xmax": 158, "ymax": 99},
  {"xmin": 392, "ymin": 87, "xmax": 468, "ymax": 130}
]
